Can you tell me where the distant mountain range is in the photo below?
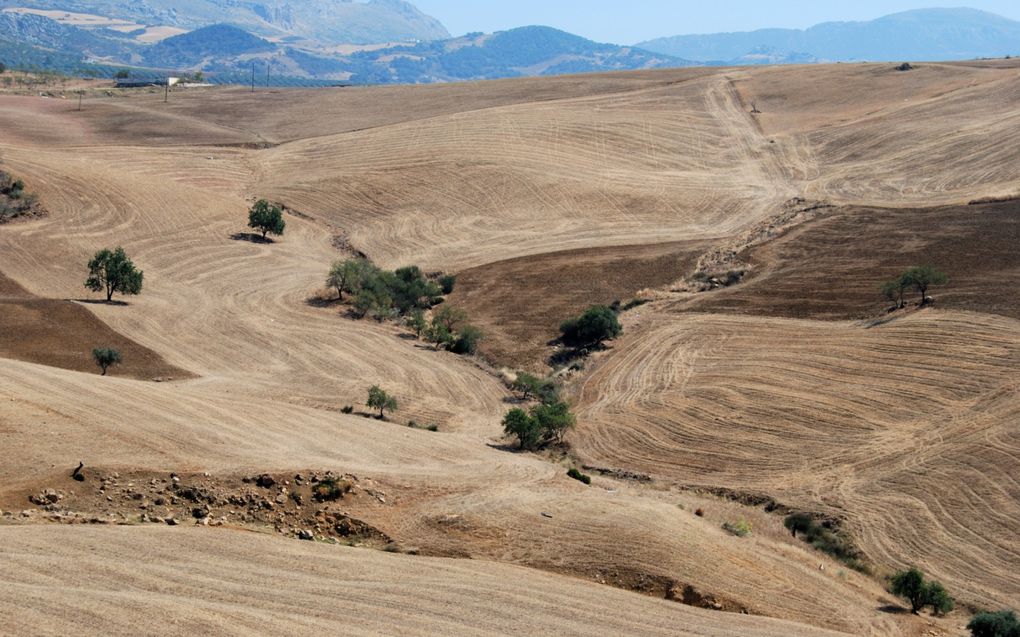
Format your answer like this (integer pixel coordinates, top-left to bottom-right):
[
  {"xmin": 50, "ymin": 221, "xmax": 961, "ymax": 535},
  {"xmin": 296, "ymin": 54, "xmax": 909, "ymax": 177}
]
[
  {"xmin": 0, "ymin": 0, "xmax": 450, "ymax": 46},
  {"xmin": 0, "ymin": 4, "xmax": 1017, "ymax": 85},
  {"xmin": 638, "ymin": 8, "xmax": 1020, "ymax": 63}
]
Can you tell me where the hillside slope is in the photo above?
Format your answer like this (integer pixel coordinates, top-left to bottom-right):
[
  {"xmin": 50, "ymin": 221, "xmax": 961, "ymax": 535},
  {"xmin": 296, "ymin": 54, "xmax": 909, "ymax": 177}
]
[{"xmin": 0, "ymin": 61, "xmax": 1018, "ymax": 635}]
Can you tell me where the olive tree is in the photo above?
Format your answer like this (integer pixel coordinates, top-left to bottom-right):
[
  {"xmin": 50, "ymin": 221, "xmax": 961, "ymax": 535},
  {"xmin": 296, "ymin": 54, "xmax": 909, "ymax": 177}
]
[
  {"xmin": 92, "ymin": 348, "xmax": 122, "ymax": 376},
  {"xmin": 327, "ymin": 258, "xmax": 370, "ymax": 300},
  {"xmin": 502, "ymin": 408, "xmax": 541, "ymax": 450},
  {"xmin": 890, "ymin": 568, "xmax": 953, "ymax": 615},
  {"xmin": 248, "ymin": 199, "xmax": 285, "ymax": 240},
  {"xmin": 902, "ymin": 265, "xmax": 948, "ymax": 305},
  {"xmin": 85, "ymin": 247, "xmax": 143, "ymax": 301},
  {"xmin": 367, "ymin": 385, "xmax": 398, "ymax": 419},
  {"xmin": 968, "ymin": 610, "xmax": 1020, "ymax": 637}
]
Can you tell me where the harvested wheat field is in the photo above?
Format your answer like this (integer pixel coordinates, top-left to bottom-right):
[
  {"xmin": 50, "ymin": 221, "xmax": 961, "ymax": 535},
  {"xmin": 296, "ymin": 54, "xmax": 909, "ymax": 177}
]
[{"xmin": 1, "ymin": 59, "xmax": 1019, "ymax": 636}]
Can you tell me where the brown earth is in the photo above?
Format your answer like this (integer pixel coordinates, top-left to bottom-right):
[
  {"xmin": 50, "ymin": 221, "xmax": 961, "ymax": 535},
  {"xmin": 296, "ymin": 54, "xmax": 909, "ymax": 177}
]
[
  {"xmin": 447, "ymin": 240, "xmax": 709, "ymax": 370},
  {"xmin": 689, "ymin": 199, "xmax": 1020, "ymax": 320},
  {"xmin": 0, "ymin": 272, "xmax": 191, "ymax": 380}
]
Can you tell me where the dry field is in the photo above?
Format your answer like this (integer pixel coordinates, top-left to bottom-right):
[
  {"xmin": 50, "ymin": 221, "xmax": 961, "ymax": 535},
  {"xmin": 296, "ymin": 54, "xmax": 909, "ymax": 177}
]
[{"xmin": 1, "ymin": 60, "xmax": 1019, "ymax": 636}]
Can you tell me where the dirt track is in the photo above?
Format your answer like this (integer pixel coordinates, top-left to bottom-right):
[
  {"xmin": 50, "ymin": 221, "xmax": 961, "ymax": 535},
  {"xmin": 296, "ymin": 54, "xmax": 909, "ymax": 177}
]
[{"xmin": 1, "ymin": 61, "xmax": 1018, "ymax": 636}]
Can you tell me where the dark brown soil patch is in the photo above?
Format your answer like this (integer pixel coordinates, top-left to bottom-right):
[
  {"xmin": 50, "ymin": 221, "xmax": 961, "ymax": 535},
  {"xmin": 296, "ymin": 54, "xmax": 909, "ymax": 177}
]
[
  {"xmin": 447, "ymin": 240, "xmax": 709, "ymax": 371},
  {"xmin": 0, "ymin": 272, "xmax": 192, "ymax": 380},
  {"xmin": 690, "ymin": 200, "xmax": 1020, "ymax": 321}
]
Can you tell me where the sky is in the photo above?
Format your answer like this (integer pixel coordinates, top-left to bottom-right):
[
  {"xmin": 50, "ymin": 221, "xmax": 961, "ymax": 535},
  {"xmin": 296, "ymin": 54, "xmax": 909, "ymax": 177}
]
[{"xmin": 410, "ymin": 1, "xmax": 1020, "ymax": 44}]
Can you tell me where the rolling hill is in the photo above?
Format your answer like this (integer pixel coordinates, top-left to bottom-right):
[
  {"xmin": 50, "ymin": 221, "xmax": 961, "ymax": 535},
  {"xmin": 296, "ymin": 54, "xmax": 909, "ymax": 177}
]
[
  {"xmin": 639, "ymin": 8, "xmax": 1020, "ymax": 63},
  {"xmin": 0, "ymin": 55, "xmax": 1017, "ymax": 636}
]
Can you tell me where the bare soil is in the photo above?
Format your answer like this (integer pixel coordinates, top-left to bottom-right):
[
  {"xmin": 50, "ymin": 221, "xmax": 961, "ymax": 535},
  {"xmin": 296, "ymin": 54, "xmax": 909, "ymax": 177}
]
[{"xmin": 0, "ymin": 272, "xmax": 192, "ymax": 380}]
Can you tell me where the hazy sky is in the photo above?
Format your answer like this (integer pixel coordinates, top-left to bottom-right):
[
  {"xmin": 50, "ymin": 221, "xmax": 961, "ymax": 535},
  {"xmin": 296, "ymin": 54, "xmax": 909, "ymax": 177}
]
[{"xmin": 411, "ymin": 1, "xmax": 1020, "ymax": 43}]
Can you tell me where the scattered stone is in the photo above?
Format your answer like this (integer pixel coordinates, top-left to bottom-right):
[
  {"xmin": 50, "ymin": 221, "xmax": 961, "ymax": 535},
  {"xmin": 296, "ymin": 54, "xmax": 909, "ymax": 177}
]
[
  {"xmin": 255, "ymin": 474, "xmax": 276, "ymax": 489},
  {"xmin": 164, "ymin": 517, "xmax": 178, "ymax": 526},
  {"xmin": 298, "ymin": 529, "xmax": 314, "ymax": 541}
]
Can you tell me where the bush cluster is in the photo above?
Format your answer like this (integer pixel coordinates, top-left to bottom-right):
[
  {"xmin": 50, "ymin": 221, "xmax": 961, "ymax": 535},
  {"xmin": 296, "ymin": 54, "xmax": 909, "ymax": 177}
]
[
  {"xmin": 327, "ymin": 260, "xmax": 481, "ymax": 355},
  {"xmin": 969, "ymin": 610, "xmax": 1020, "ymax": 637},
  {"xmin": 783, "ymin": 513, "xmax": 867, "ymax": 572},
  {"xmin": 559, "ymin": 305, "xmax": 622, "ymax": 348},
  {"xmin": 567, "ymin": 468, "xmax": 591, "ymax": 485},
  {"xmin": 312, "ymin": 476, "xmax": 352, "ymax": 502},
  {"xmin": 510, "ymin": 372, "xmax": 560, "ymax": 403},
  {"xmin": 0, "ymin": 169, "xmax": 38, "ymax": 221},
  {"xmin": 502, "ymin": 399, "xmax": 576, "ymax": 450}
]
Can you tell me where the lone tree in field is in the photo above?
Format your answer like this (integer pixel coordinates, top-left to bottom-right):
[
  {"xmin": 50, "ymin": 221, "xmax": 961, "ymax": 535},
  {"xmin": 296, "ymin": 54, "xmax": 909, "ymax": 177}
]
[
  {"xmin": 560, "ymin": 305, "xmax": 622, "ymax": 348},
  {"xmin": 248, "ymin": 199, "xmax": 285, "ymax": 240},
  {"xmin": 890, "ymin": 568, "xmax": 954, "ymax": 616},
  {"xmin": 367, "ymin": 385, "xmax": 398, "ymax": 419},
  {"xmin": 902, "ymin": 265, "xmax": 948, "ymax": 305},
  {"xmin": 92, "ymin": 348, "xmax": 122, "ymax": 376},
  {"xmin": 968, "ymin": 610, "xmax": 1020, "ymax": 637},
  {"xmin": 85, "ymin": 247, "xmax": 143, "ymax": 302}
]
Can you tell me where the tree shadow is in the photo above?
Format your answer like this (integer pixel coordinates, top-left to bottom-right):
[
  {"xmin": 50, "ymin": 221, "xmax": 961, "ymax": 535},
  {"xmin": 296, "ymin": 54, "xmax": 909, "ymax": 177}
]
[
  {"xmin": 306, "ymin": 295, "xmax": 341, "ymax": 309},
  {"xmin": 74, "ymin": 298, "xmax": 129, "ymax": 307},
  {"xmin": 486, "ymin": 442, "xmax": 527, "ymax": 453},
  {"xmin": 877, "ymin": 604, "xmax": 909, "ymax": 615},
  {"xmin": 396, "ymin": 333, "xmax": 418, "ymax": 341},
  {"xmin": 230, "ymin": 232, "xmax": 274, "ymax": 244}
]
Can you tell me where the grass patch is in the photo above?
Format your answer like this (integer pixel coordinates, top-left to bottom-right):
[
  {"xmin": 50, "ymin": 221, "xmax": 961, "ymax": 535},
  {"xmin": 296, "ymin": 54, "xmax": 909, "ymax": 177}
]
[
  {"xmin": 312, "ymin": 477, "xmax": 352, "ymax": 502},
  {"xmin": 722, "ymin": 520, "xmax": 752, "ymax": 537}
]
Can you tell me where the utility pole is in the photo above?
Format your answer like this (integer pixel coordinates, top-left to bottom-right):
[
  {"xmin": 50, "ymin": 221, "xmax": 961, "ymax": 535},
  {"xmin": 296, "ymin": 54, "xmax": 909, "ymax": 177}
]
[
  {"xmin": 77, "ymin": 90, "xmax": 83, "ymax": 111},
  {"xmin": 251, "ymin": 61, "xmax": 255, "ymax": 93},
  {"xmin": 265, "ymin": 60, "xmax": 270, "ymax": 87},
  {"xmin": 164, "ymin": 79, "xmax": 169, "ymax": 103}
]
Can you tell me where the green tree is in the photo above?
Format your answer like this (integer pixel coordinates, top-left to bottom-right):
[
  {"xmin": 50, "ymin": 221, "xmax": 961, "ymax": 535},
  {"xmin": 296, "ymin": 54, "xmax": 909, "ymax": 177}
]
[
  {"xmin": 85, "ymin": 247, "xmax": 143, "ymax": 301},
  {"xmin": 503, "ymin": 408, "xmax": 541, "ymax": 450},
  {"xmin": 450, "ymin": 325, "xmax": 483, "ymax": 355},
  {"xmin": 432, "ymin": 306, "xmax": 467, "ymax": 333},
  {"xmin": 901, "ymin": 265, "xmax": 948, "ymax": 305},
  {"xmin": 560, "ymin": 305, "xmax": 622, "ymax": 348},
  {"xmin": 926, "ymin": 581, "xmax": 954, "ymax": 617},
  {"xmin": 92, "ymin": 348, "xmax": 122, "ymax": 376},
  {"xmin": 327, "ymin": 259, "xmax": 370, "ymax": 300},
  {"xmin": 114, "ymin": 69, "xmax": 129, "ymax": 79},
  {"xmin": 531, "ymin": 400, "xmax": 576, "ymax": 443},
  {"xmin": 424, "ymin": 320, "xmax": 454, "ymax": 350},
  {"xmin": 968, "ymin": 610, "xmax": 1020, "ymax": 637},
  {"xmin": 366, "ymin": 385, "xmax": 398, "ymax": 419},
  {"xmin": 881, "ymin": 276, "xmax": 909, "ymax": 309},
  {"xmin": 405, "ymin": 309, "xmax": 427, "ymax": 338},
  {"xmin": 511, "ymin": 372, "xmax": 542, "ymax": 400},
  {"xmin": 0, "ymin": 62, "xmax": 6, "ymax": 74},
  {"xmin": 247, "ymin": 199, "xmax": 285, "ymax": 240},
  {"xmin": 890, "ymin": 569, "xmax": 953, "ymax": 615},
  {"xmin": 784, "ymin": 513, "xmax": 814, "ymax": 538}
]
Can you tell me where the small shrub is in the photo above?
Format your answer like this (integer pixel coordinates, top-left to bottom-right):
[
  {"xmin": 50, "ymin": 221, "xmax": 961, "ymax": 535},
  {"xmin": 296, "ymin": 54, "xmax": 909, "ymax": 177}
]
[
  {"xmin": 695, "ymin": 508, "xmax": 705, "ymax": 517},
  {"xmin": 425, "ymin": 424, "xmax": 439, "ymax": 432},
  {"xmin": 439, "ymin": 274, "xmax": 456, "ymax": 294},
  {"xmin": 340, "ymin": 405, "xmax": 354, "ymax": 414},
  {"xmin": 567, "ymin": 468, "xmax": 591, "ymax": 485},
  {"xmin": 968, "ymin": 609, "xmax": 1020, "ymax": 637},
  {"xmin": 722, "ymin": 520, "xmax": 752, "ymax": 537},
  {"xmin": 450, "ymin": 325, "xmax": 483, "ymax": 355},
  {"xmin": 312, "ymin": 477, "xmax": 352, "ymax": 502}
]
